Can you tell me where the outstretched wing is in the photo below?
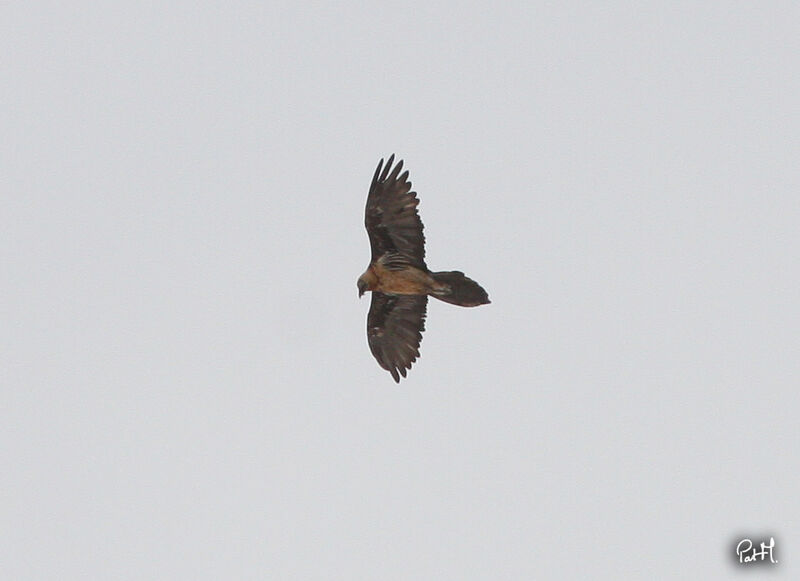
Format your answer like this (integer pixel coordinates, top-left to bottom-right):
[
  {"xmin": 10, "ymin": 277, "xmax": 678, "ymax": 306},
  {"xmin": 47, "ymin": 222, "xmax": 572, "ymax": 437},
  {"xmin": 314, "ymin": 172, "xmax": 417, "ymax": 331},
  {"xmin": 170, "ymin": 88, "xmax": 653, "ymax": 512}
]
[
  {"xmin": 367, "ymin": 292, "xmax": 428, "ymax": 383},
  {"xmin": 365, "ymin": 155, "xmax": 426, "ymax": 270}
]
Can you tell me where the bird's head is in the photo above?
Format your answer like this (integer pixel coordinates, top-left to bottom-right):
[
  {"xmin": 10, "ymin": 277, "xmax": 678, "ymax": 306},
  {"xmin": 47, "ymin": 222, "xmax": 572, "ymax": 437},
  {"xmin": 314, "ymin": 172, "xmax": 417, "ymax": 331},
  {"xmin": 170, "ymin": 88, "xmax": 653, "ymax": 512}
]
[{"xmin": 357, "ymin": 268, "xmax": 377, "ymax": 298}]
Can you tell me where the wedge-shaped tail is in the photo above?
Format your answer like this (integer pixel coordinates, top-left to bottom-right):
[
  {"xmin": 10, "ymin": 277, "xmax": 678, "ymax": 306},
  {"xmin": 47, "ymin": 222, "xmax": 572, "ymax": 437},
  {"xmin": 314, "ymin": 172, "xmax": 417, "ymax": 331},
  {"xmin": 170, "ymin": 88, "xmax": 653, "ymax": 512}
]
[{"xmin": 431, "ymin": 271, "xmax": 490, "ymax": 307}]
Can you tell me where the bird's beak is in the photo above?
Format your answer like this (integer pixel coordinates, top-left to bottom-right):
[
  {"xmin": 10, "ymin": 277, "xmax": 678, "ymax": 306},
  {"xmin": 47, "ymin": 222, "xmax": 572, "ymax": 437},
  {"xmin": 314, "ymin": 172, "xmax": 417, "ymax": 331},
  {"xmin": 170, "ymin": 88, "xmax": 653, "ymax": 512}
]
[{"xmin": 358, "ymin": 288, "xmax": 365, "ymax": 298}]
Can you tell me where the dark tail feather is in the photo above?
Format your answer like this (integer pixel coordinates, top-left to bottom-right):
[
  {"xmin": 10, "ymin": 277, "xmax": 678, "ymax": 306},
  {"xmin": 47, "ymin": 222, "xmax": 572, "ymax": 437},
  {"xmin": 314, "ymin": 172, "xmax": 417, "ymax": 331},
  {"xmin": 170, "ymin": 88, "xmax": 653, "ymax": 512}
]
[{"xmin": 431, "ymin": 271, "xmax": 490, "ymax": 307}]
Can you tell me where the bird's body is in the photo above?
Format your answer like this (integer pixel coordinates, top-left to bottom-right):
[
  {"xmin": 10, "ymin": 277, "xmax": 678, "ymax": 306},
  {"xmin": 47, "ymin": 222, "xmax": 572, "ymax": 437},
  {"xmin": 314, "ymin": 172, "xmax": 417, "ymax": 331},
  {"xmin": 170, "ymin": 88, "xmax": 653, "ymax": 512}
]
[
  {"xmin": 360, "ymin": 258, "xmax": 446, "ymax": 296},
  {"xmin": 358, "ymin": 155, "xmax": 490, "ymax": 382}
]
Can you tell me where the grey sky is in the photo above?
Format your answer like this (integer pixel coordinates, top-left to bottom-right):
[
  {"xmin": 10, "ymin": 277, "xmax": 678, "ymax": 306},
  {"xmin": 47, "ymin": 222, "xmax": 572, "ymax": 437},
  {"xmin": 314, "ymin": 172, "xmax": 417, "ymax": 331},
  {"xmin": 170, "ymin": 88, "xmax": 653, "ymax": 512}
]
[{"xmin": 2, "ymin": 2, "xmax": 798, "ymax": 579}]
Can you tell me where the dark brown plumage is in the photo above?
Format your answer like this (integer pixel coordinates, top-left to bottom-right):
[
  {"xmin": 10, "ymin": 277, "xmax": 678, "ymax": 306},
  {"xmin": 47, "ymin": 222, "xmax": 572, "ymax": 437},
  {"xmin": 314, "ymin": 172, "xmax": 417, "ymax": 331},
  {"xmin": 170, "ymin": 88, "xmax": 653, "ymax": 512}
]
[{"xmin": 358, "ymin": 155, "xmax": 490, "ymax": 382}]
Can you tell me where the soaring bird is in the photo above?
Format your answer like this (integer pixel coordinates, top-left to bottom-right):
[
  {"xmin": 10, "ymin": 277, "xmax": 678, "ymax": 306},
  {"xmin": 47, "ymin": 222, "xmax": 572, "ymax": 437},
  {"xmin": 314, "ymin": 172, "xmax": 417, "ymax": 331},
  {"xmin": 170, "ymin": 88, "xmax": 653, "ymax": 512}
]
[{"xmin": 357, "ymin": 155, "xmax": 490, "ymax": 382}]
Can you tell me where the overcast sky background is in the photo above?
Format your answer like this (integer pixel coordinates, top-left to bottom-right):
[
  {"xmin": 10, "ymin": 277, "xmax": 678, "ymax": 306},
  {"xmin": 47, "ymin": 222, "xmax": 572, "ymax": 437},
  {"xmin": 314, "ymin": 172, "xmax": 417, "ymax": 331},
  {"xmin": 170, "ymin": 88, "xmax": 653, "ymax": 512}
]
[{"xmin": 2, "ymin": 2, "xmax": 798, "ymax": 579}]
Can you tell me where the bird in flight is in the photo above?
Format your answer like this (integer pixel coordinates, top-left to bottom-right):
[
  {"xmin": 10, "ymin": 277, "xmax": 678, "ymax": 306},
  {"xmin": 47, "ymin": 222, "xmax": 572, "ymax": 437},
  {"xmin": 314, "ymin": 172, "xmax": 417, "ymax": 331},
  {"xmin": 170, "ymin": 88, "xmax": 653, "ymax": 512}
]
[{"xmin": 358, "ymin": 155, "xmax": 490, "ymax": 382}]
